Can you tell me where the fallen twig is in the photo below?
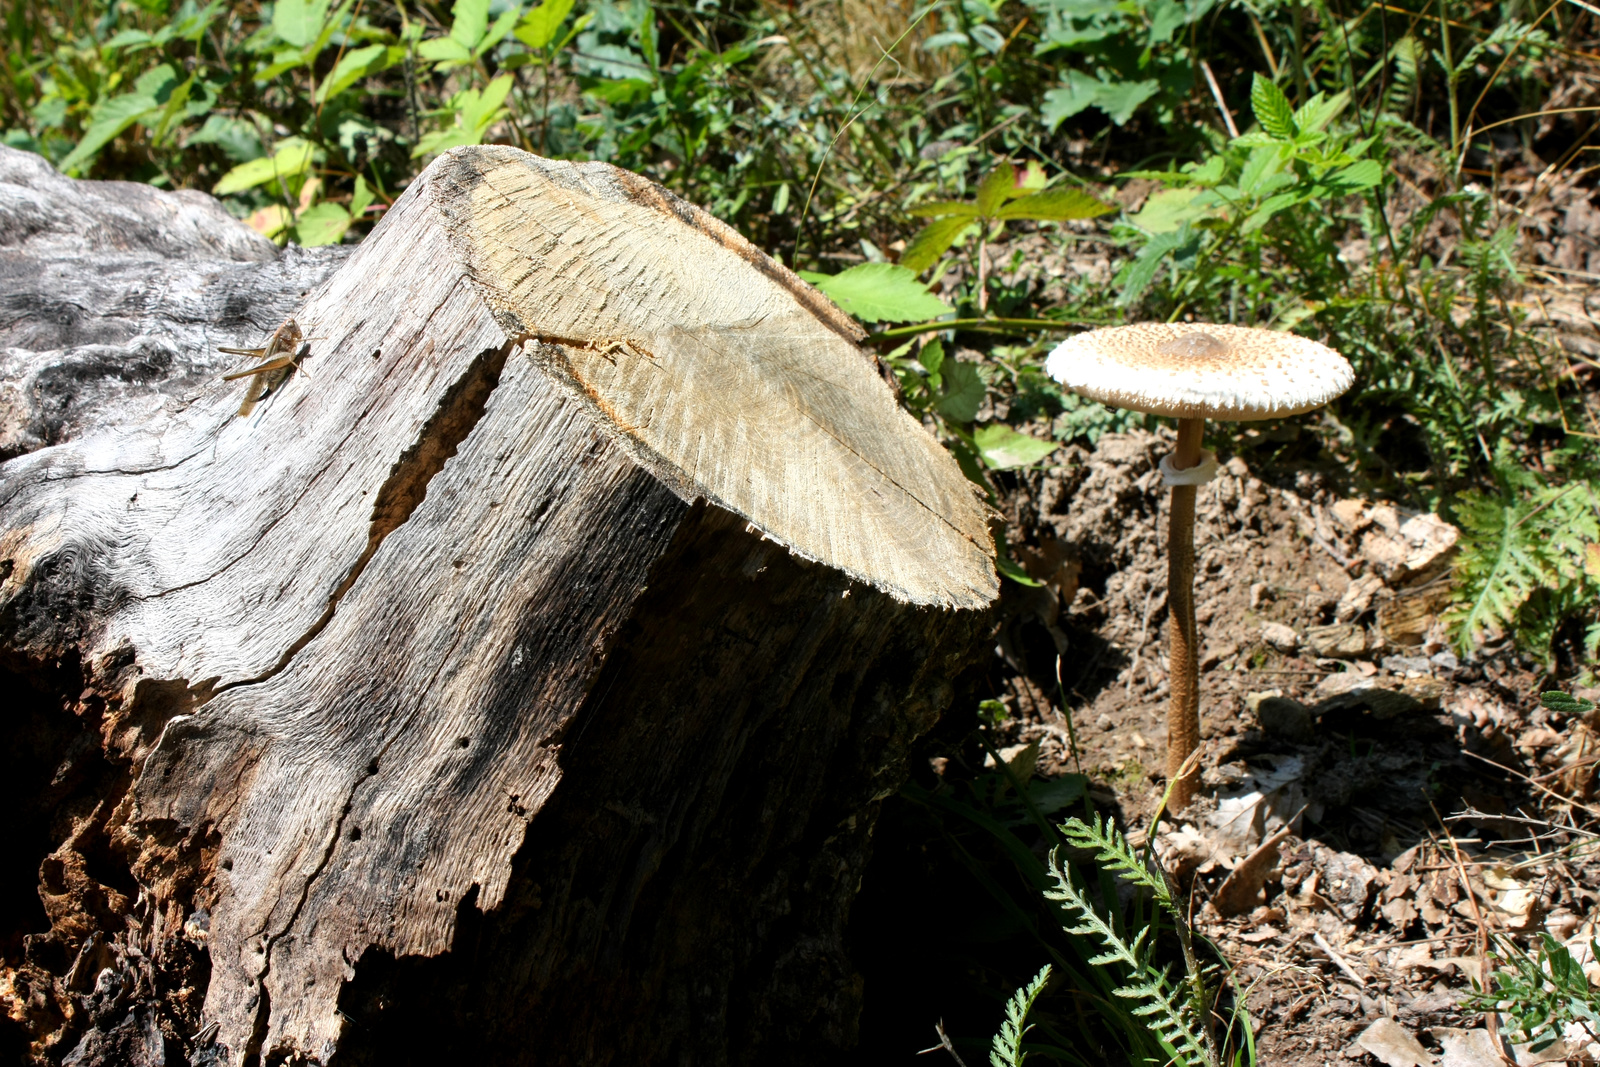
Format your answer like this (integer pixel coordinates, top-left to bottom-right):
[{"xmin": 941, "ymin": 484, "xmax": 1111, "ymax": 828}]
[
  {"xmin": 1464, "ymin": 749, "xmax": 1600, "ymax": 820},
  {"xmin": 917, "ymin": 1019, "xmax": 970, "ymax": 1066},
  {"xmin": 1311, "ymin": 931, "xmax": 1368, "ymax": 987}
]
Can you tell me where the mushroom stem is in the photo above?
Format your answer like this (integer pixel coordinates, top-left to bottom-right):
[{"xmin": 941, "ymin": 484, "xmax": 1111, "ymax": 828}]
[{"xmin": 1166, "ymin": 416, "xmax": 1205, "ymax": 810}]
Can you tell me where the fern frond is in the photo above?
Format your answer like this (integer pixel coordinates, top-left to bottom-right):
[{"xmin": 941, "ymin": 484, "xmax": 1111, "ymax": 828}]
[
  {"xmin": 1380, "ymin": 35, "xmax": 1420, "ymax": 118},
  {"xmin": 1447, "ymin": 488, "xmax": 1564, "ymax": 646},
  {"xmin": 1447, "ymin": 482, "xmax": 1600, "ymax": 663},
  {"xmin": 989, "ymin": 965, "xmax": 1051, "ymax": 1067},
  {"xmin": 1058, "ymin": 814, "xmax": 1175, "ymax": 915},
  {"xmin": 1044, "ymin": 852, "xmax": 1212, "ymax": 1066}
]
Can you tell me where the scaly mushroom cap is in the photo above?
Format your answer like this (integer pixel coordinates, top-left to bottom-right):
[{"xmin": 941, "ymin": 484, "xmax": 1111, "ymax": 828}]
[{"xmin": 1045, "ymin": 322, "xmax": 1353, "ymax": 421}]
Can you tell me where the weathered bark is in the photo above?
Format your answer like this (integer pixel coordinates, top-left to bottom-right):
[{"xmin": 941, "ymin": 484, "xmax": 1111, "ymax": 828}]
[{"xmin": 0, "ymin": 145, "xmax": 995, "ymax": 1066}]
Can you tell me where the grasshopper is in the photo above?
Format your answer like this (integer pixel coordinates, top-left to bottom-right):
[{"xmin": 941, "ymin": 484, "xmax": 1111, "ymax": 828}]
[{"xmin": 219, "ymin": 318, "xmax": 307, "ymax": 417}]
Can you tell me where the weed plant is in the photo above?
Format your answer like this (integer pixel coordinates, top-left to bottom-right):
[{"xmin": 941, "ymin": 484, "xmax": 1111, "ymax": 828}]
[{"xmin": 1461, "ymin": 930, "xmax": 1600, "ymax": 1053}]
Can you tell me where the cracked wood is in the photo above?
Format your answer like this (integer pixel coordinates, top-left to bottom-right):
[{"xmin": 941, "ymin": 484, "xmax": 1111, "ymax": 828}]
[{"xmin": 0, "ymin": 144, "xmax": 995, "ymax": 1066}]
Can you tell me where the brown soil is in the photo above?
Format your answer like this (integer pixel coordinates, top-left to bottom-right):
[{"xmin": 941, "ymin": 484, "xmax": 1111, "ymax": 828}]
[{"xmin": 851, "ymin": 425, "xmax": 1599, "ymax": 1066}]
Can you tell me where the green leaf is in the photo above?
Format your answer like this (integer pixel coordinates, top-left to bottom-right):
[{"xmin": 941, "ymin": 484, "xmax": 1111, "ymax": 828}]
[
  {"xmin": 802, "ymin": 263, "xmax": 952, "ymax": 322},
  {"xmin": 1094, "ymin": 78, "xmax": 1159, "ymax": 125},
  {"xmin": 1116, "ymin": 227, "xmax": 1187, "ymax": 305},
  {"xmin": 418, "ymin": 36, "xmax": 474, "ymax": 63},
  {"xmin": 1251, "ymin": 73, "xmax": 1297, "ymax": 140},
  {"xmin": 349, "ymin": 174, "xmax": 375, "ymax": 218},
  {"xmin": 936, "ymin": 360, "xmax": 985, "ymax": 422},
  {"xmin": 478, "ymin": 5, "xmax": 521, "ymax": 54},
  {"xmin": 976, "ymin": 162, "xmax": 1016, "ymax": 217},
  {"xmin": 1043, "ymin": 71, "xmax": 1160, "ymax": 127},
  {"xmin": 1325, "ymin": 159, "xmax": 1385, "ymax": 192},
  {"xmin": 999, "ymin": 186, "xmax": 1114, "ymax": 221},
  {"xmin": 899, "ymin": 216, "xmax": 978, "ymax": 275},
  {"xmin": 1146, "ymin": 0, "xmax": 1188, "ymax": 43},
  {"xmin": 1028, "ymin": 775, "xmax": 1087, "ymax": 814},
  {"xmin": 146, "ymin": 71, "xmax": 198, "ymax": 144},
  {"xmin": 989, "ymin": 964, "xmax": 1051, "ymax": 1067},
  {"xmin": 974, "ymin": 423, "xmax": 1060, "ymax": 469},
  {"xmin": 1541, "ymin": 691, "xmax": 1597, "ymax": 716},
  {"xmin": 1040, "ymin": 70, "xmax": 1102, "ymax": 131},
  {"xmin": 1240, "ymin": 191, "xmax": 1301, "ymax": 234},
  {"xmin": 1445, "ymin": 487, "xmax": 1573, "ymax": 652},
  {"xmin": 131, "ymin": 63, "xmax": 182, "ymax": 99},
  {"xmin": 294, "ymin": 201, "xmax": 353, "ymax": 246},
  {"xmin": 1292, "ymin": 89, "xmax": 1350, "ymax": 134},
  {"xmin": 412, "ymin": 74, "xmax": 514, "ymax": 156},
  {"xmin": 213, "ymin": 138, "xmax": 317, "ymax": 194},
  {"xmin": 103, "ymin": 29, "xmax": 155, "ymax": 50},
  {"xmin": 315, "ymin": 43, "xmax": 389, "ymax": 103},
  {"xmin": 459, "ymin": 72, "xmax": 515, "ymax": 127},
  {"xmin": 1126, "ymin": 187, "xmax": 1207, "ymax": 233},
  {"xmin": 185, "ymin": 115, "xmax": 263, "ymax": 162},
  {"xmin": 906, "ymin": 199, "xmax": 981, "ymax": 219},
  {"xmin": 515, "ymin": 0, "xmax": 576, "ymax": 50},
  {"xmin": 59, "ymin": 91, "xmax": 162, "ymax": 174},
  {"xmin": 1236, "ymin": 143, "xmax": 1289, "ymax": 195},
  {"xmin": 919, "ymin": 339, "xmax": 945, "ymax": 375},
  {"xmin": 583, "ymin": 77, "xmax": 652, "ymax": 104},
  {"xmin": 273, "ymin": 0, "xmax": 332, "ymax": 49},
  {"xmin": 449, "ymin": 0, "xmax": 490, "ymax": 49},
  {"xmin": 58, "ymin": 64, "xmax": 185, "ymax": 174},
  {"xmin": 256, "ymin": 48, "xmax": 317, "ymax": 82}
]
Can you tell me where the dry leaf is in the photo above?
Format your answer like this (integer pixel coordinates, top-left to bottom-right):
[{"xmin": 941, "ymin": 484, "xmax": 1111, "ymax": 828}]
[{"xmin": 1356, "ymin": 1018, "xmax": 1436, "ymax": 1067}]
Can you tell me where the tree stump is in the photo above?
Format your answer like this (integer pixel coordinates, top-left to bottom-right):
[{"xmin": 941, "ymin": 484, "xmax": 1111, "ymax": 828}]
[{"xmin": 0, "ymin": 145, "xmax": 996, "ymax": 1066}]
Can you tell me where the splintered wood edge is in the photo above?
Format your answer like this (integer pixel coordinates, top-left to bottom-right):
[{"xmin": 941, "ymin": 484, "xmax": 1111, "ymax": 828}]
[{"xmin": 430, "ymin": 146, "xmax": 999, "ymax": 611}]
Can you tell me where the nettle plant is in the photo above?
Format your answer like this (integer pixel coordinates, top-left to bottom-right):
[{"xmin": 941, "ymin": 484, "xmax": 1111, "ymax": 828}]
[{"xmin": 1111, "ymin": 74, "xmax": 1383, "ymax": 317}]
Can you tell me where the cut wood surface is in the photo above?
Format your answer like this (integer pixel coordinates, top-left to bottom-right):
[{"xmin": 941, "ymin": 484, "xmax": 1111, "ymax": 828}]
[{"xmin": 0, "ymin": 145, "xmax": 995, "ymax": 1066}]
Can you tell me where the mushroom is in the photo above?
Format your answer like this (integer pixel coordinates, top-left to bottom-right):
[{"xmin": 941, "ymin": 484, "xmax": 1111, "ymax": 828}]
[{"xmin": 1045, "ymin": 323, "xmax": 1353, "ymax": 809}]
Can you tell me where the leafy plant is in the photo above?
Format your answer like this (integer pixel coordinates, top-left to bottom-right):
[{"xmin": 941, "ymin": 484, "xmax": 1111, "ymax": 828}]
[
  {"xmin": 1462, "ymin": 933, "xmax": 1600, "ymax": 1053},
  {"xmin": 1111, "ymin": 75, "xmax": 1383, "ymax": 312},
  {"xmin": 1046, "ymin": 816, "xmax": 1222, "ymax": 1067},
  {"xmin": 990, "ymin": 964, "xmax": 1052, "ymax": 1066},
  {"xmin": 800, "ymin": 262, "xmax": 953, "ymax": 323},
  {"xmin": 1027, "ymin": 0, "xmax": 1219, "ymax": 129},
  {"xmin": 1446, "ymin": 476, "xmax": 1600, "ymax": 667}
]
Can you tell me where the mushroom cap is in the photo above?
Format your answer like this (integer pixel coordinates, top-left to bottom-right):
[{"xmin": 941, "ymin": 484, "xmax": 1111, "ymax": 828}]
[{"xmin": 1045, "ymin": 322, "xmax": 1353, "ymax": 421}]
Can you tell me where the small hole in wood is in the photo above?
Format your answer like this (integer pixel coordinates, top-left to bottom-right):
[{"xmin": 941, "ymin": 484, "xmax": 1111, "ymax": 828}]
[
  {"xmin": 221, "ymin": 859, "xmax": 233, "ymax": 871},
  {"xmin": 457, "ymin": 737, "xmax": 469, "ymax": 748},
  {"xmin": 366, "ymin": 759, "xmax": 379, "ymax": 776},
  {"xmin": 349, "ymin": 827, "xmax": 362, "ymax": 841},
  {"xmin": 370, "ymin": 349, "xmax": 381, "ymax": 360}
]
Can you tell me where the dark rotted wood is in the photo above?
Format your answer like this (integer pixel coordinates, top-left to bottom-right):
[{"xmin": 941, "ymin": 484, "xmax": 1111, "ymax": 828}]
[
  {"xmin": 0, "ymin": 145, "xmax": 994, "ymax": 1067},
  {"xmin": 332, "ymin": 503, "xmax": 969, "ymax": 1066}
]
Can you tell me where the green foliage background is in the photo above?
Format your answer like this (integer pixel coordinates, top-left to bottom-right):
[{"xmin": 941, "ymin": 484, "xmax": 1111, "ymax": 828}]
[{"xmin": 2, "ymin": 0, "xmax": 1596, "ymax": 671}]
